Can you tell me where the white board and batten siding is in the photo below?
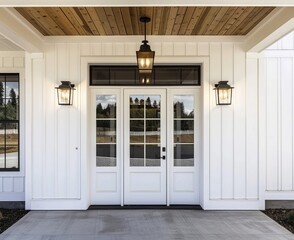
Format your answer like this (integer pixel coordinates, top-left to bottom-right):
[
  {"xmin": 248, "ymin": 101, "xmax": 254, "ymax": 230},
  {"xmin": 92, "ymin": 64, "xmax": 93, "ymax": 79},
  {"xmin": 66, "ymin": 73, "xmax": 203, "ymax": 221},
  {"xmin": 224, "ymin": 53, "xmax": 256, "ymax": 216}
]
[
  {"xmin": 0, "ymin": 51, "xmax": 25, "ymax": 201},
  {"xmin": 263, "ymin": 31, "xmax": 294, "ymax": 200},
  {"xmin": 25, "ymin": 37, "xmax": 261, "ymax": 210}
]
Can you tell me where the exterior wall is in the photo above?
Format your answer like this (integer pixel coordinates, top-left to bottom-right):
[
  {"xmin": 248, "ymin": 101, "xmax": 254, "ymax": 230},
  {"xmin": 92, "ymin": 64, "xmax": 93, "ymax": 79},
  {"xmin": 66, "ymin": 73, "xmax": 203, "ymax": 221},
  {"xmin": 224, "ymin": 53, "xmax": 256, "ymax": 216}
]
[
  {"xmin": 0, "ymin": 51, "xmax": 25, "ymax": 201},
  {"xmin": 262, "ymin": 31, "xmax": 294, "ymax": 200},
  {"xmin": 25, "ymin": 37, "xmax": 260, "ymax": 210}
]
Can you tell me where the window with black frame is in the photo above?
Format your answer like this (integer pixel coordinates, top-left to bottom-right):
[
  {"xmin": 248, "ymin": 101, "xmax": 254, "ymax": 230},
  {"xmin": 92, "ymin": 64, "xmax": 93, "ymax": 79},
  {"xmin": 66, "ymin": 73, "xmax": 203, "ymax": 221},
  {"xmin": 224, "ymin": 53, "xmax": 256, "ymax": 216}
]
[
  {"xmin": 90, "ymin": 65, "xmax": 201, "ymax": 86},
  {"xmin": 0, "ymin": 73, "xmax": 19, "ymax": 171}
]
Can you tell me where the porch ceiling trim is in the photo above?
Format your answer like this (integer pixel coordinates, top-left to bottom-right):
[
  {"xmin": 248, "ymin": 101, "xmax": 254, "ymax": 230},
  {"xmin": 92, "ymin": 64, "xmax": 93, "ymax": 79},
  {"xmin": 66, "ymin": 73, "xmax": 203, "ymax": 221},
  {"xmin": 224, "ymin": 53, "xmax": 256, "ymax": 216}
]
[
  {"xmin": 1, "ymin": 0, "xmax": 294, "ymax": 7},
  {"xmin": 246, "ymin": 7, "xmax": 294, "ymax": 52},
  {"xmin": 0, "ymin": 8, "xmax": 44, "ymax": 52}
]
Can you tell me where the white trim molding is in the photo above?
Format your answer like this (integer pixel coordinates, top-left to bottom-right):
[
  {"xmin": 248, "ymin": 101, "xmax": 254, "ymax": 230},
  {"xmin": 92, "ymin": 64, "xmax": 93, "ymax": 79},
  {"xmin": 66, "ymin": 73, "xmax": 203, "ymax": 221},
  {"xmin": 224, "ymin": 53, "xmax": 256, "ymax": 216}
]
[{"xmin": 246, "ymin": 7, "xmax": 294, "ymax": 52}]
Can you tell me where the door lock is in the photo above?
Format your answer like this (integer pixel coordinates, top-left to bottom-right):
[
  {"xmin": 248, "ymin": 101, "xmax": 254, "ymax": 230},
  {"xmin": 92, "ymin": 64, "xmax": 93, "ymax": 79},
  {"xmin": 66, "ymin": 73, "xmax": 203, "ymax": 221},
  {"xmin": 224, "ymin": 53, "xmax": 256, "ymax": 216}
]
[{"xmin": 160, "ymin": 156, "xmax": 166, "ymax": 160}]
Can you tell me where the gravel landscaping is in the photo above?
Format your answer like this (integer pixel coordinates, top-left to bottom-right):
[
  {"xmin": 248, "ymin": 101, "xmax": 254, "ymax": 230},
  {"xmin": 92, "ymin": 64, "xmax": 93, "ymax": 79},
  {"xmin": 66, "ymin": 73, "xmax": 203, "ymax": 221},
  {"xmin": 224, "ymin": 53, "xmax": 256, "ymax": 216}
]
[
  {"xmin": 0, "ymin": 209, "xmax": 29, "ymax": 234},
  {"xmin": 263, "ymin": 209, "xmax": 294, "ymax": 234}
]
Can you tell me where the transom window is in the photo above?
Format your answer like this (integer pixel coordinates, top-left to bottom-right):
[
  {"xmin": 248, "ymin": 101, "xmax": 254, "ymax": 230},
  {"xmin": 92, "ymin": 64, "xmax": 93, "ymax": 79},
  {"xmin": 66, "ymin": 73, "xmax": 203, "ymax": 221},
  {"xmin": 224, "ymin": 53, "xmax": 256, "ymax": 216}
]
[
  {"xmin": 0, "ymin": 73, "xmax": 19, "ymax": 171},
  {"xmin": 90, "ymin": 65, "xmax": 201, "ymax": 86}
]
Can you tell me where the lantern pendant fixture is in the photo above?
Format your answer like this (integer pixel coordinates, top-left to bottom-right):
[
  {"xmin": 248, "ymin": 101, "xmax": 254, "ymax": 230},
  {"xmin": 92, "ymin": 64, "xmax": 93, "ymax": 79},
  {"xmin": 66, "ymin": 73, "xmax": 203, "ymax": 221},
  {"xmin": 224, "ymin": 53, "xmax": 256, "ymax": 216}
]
[
  {"xmin": 56, "ymin": 81, "xmax": 76, "ymax": 105},
  {"xmin": 136, "ymin": 17, "xmax": 155, "ymax": 74},
  {"xmin": 214, "ymin": 81, "xmax": 234, "ymax": 105}
]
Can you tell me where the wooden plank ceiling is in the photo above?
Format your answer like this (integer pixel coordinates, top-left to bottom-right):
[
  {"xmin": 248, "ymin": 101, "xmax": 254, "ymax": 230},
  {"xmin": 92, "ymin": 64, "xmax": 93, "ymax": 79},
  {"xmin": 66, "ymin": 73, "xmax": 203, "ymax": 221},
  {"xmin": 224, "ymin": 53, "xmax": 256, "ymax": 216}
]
[{"xmin": 15, "ymin": 7, "xmax": 275, "ymax": 36}]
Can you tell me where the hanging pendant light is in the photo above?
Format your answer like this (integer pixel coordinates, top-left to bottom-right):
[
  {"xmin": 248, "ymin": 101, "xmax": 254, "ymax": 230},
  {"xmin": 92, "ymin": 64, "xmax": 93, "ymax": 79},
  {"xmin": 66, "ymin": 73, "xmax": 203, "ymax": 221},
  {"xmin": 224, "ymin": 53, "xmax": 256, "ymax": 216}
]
[{"xmin": 136, "ymin": 17, "xmax": 155, "ymax": 74}]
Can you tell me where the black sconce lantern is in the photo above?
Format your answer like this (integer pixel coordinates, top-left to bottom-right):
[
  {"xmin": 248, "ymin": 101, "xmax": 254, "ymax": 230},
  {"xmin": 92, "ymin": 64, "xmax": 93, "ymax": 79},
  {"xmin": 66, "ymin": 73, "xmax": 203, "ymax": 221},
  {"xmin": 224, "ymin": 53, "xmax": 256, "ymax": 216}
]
[
  {"xmin": 214, "ymin": 81, "xmax": 234, "ymax": 105},
  {"xmin": 56, "ymin": 81, "xmax": 75, "ymax": 105},
  {"xmin": 136, "ymin": 17, "xmax": 155, "ymax": 74}
]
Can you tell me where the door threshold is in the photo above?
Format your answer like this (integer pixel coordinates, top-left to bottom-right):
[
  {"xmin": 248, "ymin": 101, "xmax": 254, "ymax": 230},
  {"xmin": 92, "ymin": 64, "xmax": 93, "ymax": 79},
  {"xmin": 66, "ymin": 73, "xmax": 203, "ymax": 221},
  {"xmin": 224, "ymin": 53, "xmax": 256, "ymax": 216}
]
[{"xmin": 88, "ymin": 205, "xmax": 202, "ymax": 210}]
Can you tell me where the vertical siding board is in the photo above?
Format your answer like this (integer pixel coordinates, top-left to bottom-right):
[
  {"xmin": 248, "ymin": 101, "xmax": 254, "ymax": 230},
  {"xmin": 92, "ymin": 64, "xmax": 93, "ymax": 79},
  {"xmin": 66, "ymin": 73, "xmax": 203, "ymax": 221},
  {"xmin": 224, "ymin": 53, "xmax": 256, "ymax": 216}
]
[
  {"xmin": 0, "ymin": 177, "xmax": 2, "ymax": 192},
  {"xmin": 68, "ymin": 43, "xmax": 81, "ymax": 198},
  {"xmin": 246, "ymin": 56, "xmax": 259, "ymax": 199},
  {"xmin": 209, "ymin": 43, "xmax": 222, "ymax": 199},
  {"xmin": 233, "ymin": 44, "xmax": 246, "ymax": 199},
  {"xmin": 281, "ymin": 58, "xmax": 293, "ymax": 190},
  {"xmin": 221, "ymin": 43, "xmax": 234, "ymax": 199},
  {"xmin": 266, "ymin": 58, "xmax": 279, "ymax": 191},
  {"xmin": 32, "ymin": 57, "xmax": 44, "ymax": 199},
  {"xmin": 43, "ymin": 44, "xmax": 56, "ymax": 198},
  {"xmin": 56, "ymin": 43, "xmax": 69, "ymax": 198}
]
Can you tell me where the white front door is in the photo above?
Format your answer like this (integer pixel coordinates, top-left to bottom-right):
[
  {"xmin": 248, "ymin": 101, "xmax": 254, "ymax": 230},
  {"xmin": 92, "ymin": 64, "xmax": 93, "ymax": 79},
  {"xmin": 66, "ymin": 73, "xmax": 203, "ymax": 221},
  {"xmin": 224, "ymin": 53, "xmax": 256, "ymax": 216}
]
[
  {"xmin": 124, "ymin": 89, "xmax": 167, "ymax": 204},
  {"xmin": 91, "ymin": 87, "xmax": 200, "ymax": 206}
]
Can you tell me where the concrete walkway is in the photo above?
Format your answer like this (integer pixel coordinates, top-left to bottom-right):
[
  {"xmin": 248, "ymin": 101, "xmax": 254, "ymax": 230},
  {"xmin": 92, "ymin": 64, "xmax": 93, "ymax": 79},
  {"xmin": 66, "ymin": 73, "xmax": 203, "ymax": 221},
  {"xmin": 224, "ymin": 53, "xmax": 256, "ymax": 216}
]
[{"xmin": 0, "ymin": 210, "xmax": 293, "ymax": 240}]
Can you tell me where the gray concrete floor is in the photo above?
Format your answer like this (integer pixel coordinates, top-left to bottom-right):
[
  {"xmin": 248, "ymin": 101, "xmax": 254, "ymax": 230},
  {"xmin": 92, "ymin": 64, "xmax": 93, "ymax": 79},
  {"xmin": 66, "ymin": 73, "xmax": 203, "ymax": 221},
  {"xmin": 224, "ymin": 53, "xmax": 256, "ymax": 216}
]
[{"xmin": 0, "ymin": 210, "xmax": 293, "ymax": 240}]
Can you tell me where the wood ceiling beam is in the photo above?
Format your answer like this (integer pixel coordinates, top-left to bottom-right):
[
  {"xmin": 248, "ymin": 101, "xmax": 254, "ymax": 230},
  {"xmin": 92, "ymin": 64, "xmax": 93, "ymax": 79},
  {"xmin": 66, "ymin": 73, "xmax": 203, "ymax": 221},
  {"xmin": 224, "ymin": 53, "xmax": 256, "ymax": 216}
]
[
  {"xmin": 246, "ymin": 7, "xmax": 294, "ymax": 52},
  {"xmin": 1, "ymin": 0, "xmax": 293, "ymax": 7},
  {"xmin": 0, "ymin": 8, "xmax": 43, "ymax": 52}
]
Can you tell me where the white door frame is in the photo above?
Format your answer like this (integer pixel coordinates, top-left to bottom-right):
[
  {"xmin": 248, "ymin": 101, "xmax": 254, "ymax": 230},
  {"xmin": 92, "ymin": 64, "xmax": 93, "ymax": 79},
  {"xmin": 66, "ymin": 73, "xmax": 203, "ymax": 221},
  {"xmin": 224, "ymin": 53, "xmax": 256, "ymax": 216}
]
[
  {"xmin": 90, "ymin": 86, "xmax": 201, "ymax": 206},
  {"xmin": 123, "ymin": 88, "xmax": 167, "ymax": 205}
]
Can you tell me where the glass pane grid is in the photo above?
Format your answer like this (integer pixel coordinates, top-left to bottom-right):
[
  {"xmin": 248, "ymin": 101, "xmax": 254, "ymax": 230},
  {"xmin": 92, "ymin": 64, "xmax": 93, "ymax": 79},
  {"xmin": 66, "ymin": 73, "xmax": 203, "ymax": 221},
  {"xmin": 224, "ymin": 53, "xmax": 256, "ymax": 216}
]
[
  {"xmin": 173, "ymin": 95, "xmax": 194, "ymax": 167},
  {"xmin": 0, "ymin": 74, "xmax": 19, "ymax": 171},
  {"xmin": 130, "ymin": 95, "xmax": 161, "ymax": 167},
  {"xmin": 96, "ymin": 95, "xmax": 117, "ymax": 167}
]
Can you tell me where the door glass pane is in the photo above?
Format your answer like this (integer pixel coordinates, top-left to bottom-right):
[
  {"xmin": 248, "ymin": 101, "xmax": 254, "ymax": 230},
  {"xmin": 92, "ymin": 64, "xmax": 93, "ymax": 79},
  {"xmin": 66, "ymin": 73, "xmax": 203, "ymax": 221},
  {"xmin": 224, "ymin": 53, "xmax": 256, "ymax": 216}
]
[
  {"xmin": 96, "ymin": 95, "xmax": 116, "ymax": 167},
  {"xmin": 96, "ymin": 120, "xmax": 116, "ymax": 143},
  {"xmin": 130, "ymin": 95, "xmax": 161, "ymax": 167},
  {"xmin": 130, "ymin": 145, "xmax": 144, "ymax": 166},
  {"xmin": 96, "ymin": 95, "xmax": 116, "ymax": 118},
  {"xmin": 145, "ymin": 96, "xmax": 160, "ymax": 118},
  {"xmin": 146, "ymin": 145, "xmax": 160, "ymax": 166},
  {"xmin": 174, "ymin": 144, "xmax": 194, "ymax": 166},
  {"xmin": 130, "ymin": 96, "xmax": 144, "ymax": 118},
  {"xmin": 174, "ymin": 120, "xmax": 194, "ymax": 143},
  {"xmin": 130, "ymin": 120, "xmax": 144, "ymax": 143},
  {"xmin": 96, "ymin": 144, "xmax": 116, "ymax": 167},
  {"xmin": 174, "ymin": 95, "xmax": 194, "ymax": 118},
  {"xmin": 174, "ymin": 95, "xmax": 194, "ymax": 167},
  {"xmin": 146, "ymin": 120, "xmax": 160, "ymax": 143}
]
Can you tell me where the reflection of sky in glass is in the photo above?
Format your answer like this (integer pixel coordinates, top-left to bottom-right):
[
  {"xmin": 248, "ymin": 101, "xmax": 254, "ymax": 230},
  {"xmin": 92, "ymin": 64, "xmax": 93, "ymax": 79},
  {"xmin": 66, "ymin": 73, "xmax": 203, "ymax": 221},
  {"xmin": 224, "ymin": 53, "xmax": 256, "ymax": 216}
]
[
  {"xmin": 174, "ymin": 95, "xmax": 194, "ymax": 114},
  {"xmin": 5, "ymin": 82, "xmax": 19, "ymax": 97},
  {"xmin": 96, "ymin": 95, "xmax": 116, "ymax": 109}
]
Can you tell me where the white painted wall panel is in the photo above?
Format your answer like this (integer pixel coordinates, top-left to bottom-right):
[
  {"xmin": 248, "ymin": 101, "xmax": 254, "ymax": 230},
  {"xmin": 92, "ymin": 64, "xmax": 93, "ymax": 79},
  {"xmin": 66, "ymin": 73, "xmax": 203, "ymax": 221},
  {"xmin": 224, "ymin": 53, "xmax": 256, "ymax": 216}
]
[
  {"xmin": 32, "ymin": 57, "xmax": 44, "ymax": 199},
  {"xmin": 265, "ymin": 58, "xmax": 279, "ymax": 191},
  {"xmin": 280, "ymin": 58, "xmax": 293, "ymax": 191},
  {"xmin": 233, "ymin": 44, "xmax": 246, "ymax": 199},
  {"xmin": 264, "ymin": 31, "xmax": 294, "ymax": 199},
  {"xmin": 209, "ymin": 43, "xmax": 222, "ymax": 199},
  {"xmin": 221, "ymin": 43, "xmax": 234, "ymax": 199},
  {"xmin": 43, "ymin": 44, "xmax": 56, "ymax": 199},
  {"xmin": 68, "ymin": 43, "xmax": 81, "ymax": 199},
  {"xmin": 246, "ymin": 55, "xmax": 259, "ymax": 199}
]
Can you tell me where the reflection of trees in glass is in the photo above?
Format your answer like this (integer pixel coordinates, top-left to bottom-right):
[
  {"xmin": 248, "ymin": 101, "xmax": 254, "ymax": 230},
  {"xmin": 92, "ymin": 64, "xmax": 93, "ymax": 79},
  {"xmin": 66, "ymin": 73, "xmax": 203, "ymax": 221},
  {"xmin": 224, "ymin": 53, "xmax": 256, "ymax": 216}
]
[
  {"xmin": 6, "ymin": 88, "xmax": 17, "ymax": 120},
  {"xmin": 96, "ymin": 103, "xmax": 116, "ymax": 118},
  {"xmin": 174, "ymin": 101, "xmax": 194, "ymax": 118}
]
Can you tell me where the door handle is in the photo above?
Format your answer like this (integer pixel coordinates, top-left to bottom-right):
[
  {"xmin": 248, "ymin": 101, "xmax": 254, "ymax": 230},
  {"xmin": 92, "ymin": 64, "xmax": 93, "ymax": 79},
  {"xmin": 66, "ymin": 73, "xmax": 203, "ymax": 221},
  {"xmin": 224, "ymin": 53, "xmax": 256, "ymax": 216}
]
[{"xmin": 160, "ymin": 156, "xmax": 166, "ymax": 160}]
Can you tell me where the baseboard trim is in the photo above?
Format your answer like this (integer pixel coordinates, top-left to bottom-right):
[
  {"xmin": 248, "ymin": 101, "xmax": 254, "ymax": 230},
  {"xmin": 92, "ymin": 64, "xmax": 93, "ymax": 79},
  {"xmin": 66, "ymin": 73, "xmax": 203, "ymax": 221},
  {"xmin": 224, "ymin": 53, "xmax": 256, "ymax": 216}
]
[{"xmin": 88, "ymin": 205, "xmax": 202, "ymax": 210}]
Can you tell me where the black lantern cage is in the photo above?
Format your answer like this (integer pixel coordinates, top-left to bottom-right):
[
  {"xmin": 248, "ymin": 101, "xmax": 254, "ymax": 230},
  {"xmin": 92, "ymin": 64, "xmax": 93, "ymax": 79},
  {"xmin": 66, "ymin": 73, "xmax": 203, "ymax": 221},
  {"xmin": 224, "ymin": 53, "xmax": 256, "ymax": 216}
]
[
  {"xmin": 214, "ymin": 81, "xmax": 234, "ymax": 105},
  {"xmin": 56, "ymin": 81, "xmax": 76, "ymax": 105}
]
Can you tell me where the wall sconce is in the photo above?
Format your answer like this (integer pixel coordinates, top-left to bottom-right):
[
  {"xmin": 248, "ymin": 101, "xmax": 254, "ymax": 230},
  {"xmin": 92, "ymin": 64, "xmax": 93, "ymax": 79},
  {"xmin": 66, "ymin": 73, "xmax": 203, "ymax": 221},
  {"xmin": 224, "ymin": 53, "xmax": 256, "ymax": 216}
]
[
  {"xmin": 214, "ymin": 81, "xmax": 234, "ymax": 105},
  {"xmin": 56, "ymin": 81, "xmax": 75, "ymax": 105}
]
